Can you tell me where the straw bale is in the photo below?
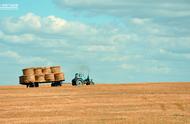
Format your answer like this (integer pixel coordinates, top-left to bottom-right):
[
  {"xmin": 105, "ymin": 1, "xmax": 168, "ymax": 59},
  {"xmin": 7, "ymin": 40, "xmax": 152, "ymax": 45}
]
[
  {"xmin": 21, "ymin": 75, "xmax": 35, "ymax": 83},
  {"xmin": 45, "ymin": 73, "xmax": 55, "ymax": 82},
  {"xmin": 34, "ymin": 67, "xmax": 43, "ymax": 75},
  {"xmin": 42, "ymin": 67, "xmax": 51, "ymax": 74},
  {"xmin": 54, "ymin": 72, "xmax": 65, "ymax": 81},
  {"xmin": 35, "ymin": 74, "xmax": 45, "ymax": 82},
  {"xmin": 22, "ymin": 68, "xmax": 34, "ymax": 75},
  {"xmin": 51, "ymin": 66, "xmax": 61, "ymax": 73}
]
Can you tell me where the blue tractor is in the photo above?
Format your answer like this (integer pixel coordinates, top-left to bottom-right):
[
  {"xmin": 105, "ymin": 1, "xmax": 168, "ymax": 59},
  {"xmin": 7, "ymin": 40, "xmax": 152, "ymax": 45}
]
[{"xmin": 72, "ymin": 73, "xmax": 94, "ymax": 86}]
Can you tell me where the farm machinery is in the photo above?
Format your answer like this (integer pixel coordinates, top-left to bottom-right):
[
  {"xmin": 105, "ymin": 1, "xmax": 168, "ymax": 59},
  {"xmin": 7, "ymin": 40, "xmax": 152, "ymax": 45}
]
[
  {"xmin": 72, "ymin": 73, "xmax": 94, "ymax": 86},
  {"xmin": 19, "ymin": 66, "xmax": 95, "ymax": 87}
]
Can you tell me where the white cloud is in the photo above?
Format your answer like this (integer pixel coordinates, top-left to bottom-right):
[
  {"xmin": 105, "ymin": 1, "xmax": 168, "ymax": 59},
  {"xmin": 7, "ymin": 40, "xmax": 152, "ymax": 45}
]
[
  {"xmin": 1, "ymin": 33, "xmax": 35, "ymax": 43},
  {"xmin": 101, "ymin": 54, "xmax": 142, "ymax": 62},
  {"xmin": 120, "ymin": 64, "xmax": 136, "ymax": 70},
  {"xmin": 0, "ymin": 13, "xmax": 97, "ymax": 37},
  {"xmin": 158, "ymin": 48, "xmax": 190, "ymax": 61},
  {"xmin": 0, "ymin": 13, "xmax": 41, "ymax": 33},
  {"xmin": 120, "ymin": 63, "xmax": 171, "ymax": 74},
  {"xmin": 44, "ymin": 15, "xmax": 66, "ymax": 32},
  {"xmin": 19, "ymin": 13, "xmax": 42, "ymax": 30},
  {"xmin": 101, "ymin": 55, "xmax": 128, "ymax": 62},
  {"xmin": 0, "ymin": 13, "xmax": 141, "ymax": 55},
  {"xmin": 54, "ymin": 0, "xmax": 190, "ymax": 17},
  {"xmin": 130, "ymin": 18, "xmax": 150, "ymax": 25},
  {"xmin": 82, "ymin": 45, "xmax": 117, "ymax": 52},
  {"xmin": 109, "ymin": 34, "xmax": 138, "ymax": 44},
  {"xmin": 0, "ymin": 51, "xmax": 21, "ymax": 59},
  {"xmin": 146, "ymin": 66, "xmax": 170, "ymax": 74},
  {"xmin": 0, "ymin": 31, "xmax": 69, "ymax": 49},
  {"xmin": 148, "ymin": 36, "xmax": 190, "ymax": 54},
  {"xmin": 128, "ymin": 17, "xmax": 168, "ymax": 35},
  {"xmin": 0, "ymin": 50, "xmax": 51, "ymax": 65}
]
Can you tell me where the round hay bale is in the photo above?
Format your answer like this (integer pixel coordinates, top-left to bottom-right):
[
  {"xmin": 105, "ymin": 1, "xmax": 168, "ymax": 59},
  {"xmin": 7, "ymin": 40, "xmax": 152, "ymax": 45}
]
[
  {"xmin": 34, "ymin": 67, "xmax": 43, "ymax": 75},
  {"xmin": 51, "ymin": 66, "xmax": 61, "ymax": 73},
  {"xmin": 42, "ymin": 67, "xmax": 51, "ymax": 74},
  {"xmin": 35, "ymin": 74, "xmax": 45, "ymax": 82},
  {"xmin": 22, "ymin": 68, "xmax": 34, "ymax": 75},
  {"xmin": 21, "ymin": 75, "xmax": 35, "ymax": 83},
  {"xmin": 54, "ymin": 72, "xmax": 65, "ymax": 81},
  {"xmin": 45, "ymin": 73, "xmax": 55, "ymax": 82}
]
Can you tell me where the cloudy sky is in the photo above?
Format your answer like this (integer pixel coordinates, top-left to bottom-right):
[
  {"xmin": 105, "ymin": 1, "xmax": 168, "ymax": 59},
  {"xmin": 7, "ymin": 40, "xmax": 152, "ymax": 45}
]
[{"xmin": 0, "ymin": 0, "xmax": 190, "ymax": 85}]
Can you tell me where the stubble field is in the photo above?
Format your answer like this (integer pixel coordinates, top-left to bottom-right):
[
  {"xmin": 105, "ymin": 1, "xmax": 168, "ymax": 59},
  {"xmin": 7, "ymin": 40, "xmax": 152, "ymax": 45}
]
[{"xmin": 0, "ymin": 82, "xmax": 190, "ymax": 124}]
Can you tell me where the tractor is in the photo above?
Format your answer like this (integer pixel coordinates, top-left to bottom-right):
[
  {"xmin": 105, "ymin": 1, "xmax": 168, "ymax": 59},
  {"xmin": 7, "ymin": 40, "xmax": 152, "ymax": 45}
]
[{"xmin": 72, "ymin": 73, "xmax": 94, "ymax": 86}]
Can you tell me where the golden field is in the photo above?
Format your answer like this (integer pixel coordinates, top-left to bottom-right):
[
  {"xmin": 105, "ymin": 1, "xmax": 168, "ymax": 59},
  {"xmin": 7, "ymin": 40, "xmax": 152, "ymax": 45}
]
[{"xmin": 0, "ymin": 83, "xmax": 190, "ymax": 124}]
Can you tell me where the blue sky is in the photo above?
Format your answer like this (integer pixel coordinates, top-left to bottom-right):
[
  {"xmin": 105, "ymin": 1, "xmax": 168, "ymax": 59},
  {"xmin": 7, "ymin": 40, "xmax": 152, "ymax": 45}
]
[{"xmin": 0, "ymin": 0, "xmax": 190, "ymax": 85}]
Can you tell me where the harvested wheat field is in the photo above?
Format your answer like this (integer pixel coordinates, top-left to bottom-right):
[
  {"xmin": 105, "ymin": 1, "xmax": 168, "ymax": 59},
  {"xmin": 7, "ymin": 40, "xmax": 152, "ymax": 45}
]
[{"xmin": 0, "ymin": 83, "xmax": 190, "ymax": 124}]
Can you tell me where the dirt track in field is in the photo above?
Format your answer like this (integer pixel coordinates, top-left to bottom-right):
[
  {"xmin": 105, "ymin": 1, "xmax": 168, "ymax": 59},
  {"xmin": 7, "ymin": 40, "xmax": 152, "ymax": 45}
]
[{"xmin": 0, "ymin": 83, "xmax": 190, "ymax": 124}]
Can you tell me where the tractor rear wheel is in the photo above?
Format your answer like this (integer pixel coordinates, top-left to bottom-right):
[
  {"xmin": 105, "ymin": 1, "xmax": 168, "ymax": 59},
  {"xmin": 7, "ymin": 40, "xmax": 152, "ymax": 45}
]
[{"xmin": 76, "ymin": 79, "xmax": 83, "ymax": 86}]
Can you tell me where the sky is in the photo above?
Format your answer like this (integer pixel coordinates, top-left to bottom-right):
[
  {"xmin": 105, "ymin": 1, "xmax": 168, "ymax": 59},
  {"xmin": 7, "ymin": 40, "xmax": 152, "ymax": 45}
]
[{"xmin": 0, "ymin": 0, "xmax": 190, "ymax": 85}]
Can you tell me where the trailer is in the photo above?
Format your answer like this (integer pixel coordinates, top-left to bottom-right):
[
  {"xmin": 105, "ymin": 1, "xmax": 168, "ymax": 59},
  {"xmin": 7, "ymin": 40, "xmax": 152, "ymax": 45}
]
[{"xmin": 19, "ymin": 66, "xmax": 65, "ymax": 88}]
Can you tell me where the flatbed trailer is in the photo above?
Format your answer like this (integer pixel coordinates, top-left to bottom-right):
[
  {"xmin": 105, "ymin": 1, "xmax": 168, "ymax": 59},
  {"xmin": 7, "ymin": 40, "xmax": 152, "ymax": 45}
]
[
  {"xmin": 20, "ymin": 80, "xmax": 65, "ymax": 88},
  {"xmin": 19, "ymin": 66, "xmax": 65, "ymax": 88}
]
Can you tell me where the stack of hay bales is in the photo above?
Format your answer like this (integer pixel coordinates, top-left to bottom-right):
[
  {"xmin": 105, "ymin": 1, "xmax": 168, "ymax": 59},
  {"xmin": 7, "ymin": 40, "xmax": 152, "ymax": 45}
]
[
  {"xmin": 19, "ymin": 66, "xmax": 65, "ymax": 84},
  {"xmin": 19, "ymin": 68, "xmax": 35, "ymax": 84}
]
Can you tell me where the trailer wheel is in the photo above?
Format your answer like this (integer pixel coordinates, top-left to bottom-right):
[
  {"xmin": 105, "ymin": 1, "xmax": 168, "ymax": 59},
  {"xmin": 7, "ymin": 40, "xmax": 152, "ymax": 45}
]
[
  {"xmin": 29, "ymin": 83, "xmax": 35, "ymax": 87},
  {"xmin": 34, "ymin": 82, "xmax": 39, "ymax": 87},
  {"xmin": 51, "ymin": 82, "xmax": 62, "ymax": 87},
  {"xmin": 59, "ymin": 81, "xmax": 62, "ymax": 86},
  {"xmin": 51, "ymin": 82, "xmax": 55, "ymax": 87}
]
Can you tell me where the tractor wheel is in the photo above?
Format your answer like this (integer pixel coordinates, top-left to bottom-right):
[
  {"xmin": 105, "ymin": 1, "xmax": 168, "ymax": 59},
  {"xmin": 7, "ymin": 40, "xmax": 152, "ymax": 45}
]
[
  {"xmin": 76, "ymin": 79, "xmax": 83, "ymax": 86},
  {"xmin": 72, "ymin": 79, "xmax": 76, "ymax": 86},
  {"xmin": 86, "ymin": 81, "xmax": 90, "ymax": 85},
  {"xmin": 90, "ymin": 82, "xmax": 95, "ymax": 85}
]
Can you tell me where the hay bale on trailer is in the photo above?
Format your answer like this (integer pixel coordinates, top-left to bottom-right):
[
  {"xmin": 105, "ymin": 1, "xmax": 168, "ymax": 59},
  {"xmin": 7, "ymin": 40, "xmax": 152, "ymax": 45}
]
[
  {"xmin": 45, "ymin": 73, "xmax": 55, "ymax": 82},
  {"xmin": 34, "ymin": 67, "xmax": 43, "ymax": 75},
  {"xmin": 22, "ymin": 68, "xmax": 34, "ymax": 75},
  {"xmin": 54, "ymin": 73, "xmax": 65, "ymax": 81},
  {"xmin": 20, "ymin": 75, "xmax": 35, "ymax": 83},
  {"xmin": 42, "ymin": 67, "xmax": 51, "ymax": 74},
  {"xmin": 51, "ymin": 72, "xmax": 64, "ymax": 87},
  {"xmin": 35, "ymin": 74, "xmax": 45, "ymax": 82},
  {"xmin": 51, "ymin": 66, "xmax": 61, "ymax": 73}
]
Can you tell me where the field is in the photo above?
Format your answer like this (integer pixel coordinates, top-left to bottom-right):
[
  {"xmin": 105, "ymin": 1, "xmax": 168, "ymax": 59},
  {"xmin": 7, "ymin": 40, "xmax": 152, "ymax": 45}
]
[{"xmin": 0, "ymin": 83, "xmax": 190, "ymax": 124}]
